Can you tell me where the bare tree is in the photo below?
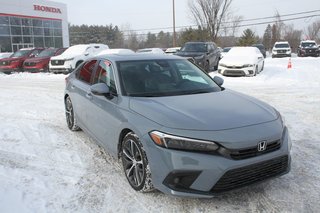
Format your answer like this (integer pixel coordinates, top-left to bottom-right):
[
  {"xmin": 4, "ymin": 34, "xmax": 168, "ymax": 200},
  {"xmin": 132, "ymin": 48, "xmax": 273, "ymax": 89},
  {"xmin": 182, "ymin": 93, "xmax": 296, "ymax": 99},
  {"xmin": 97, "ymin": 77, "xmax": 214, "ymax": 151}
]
[
  {"xmin": 283, "ymin": 24, "xmax": 302, "ymax": 52},
  {"xmin": 306, "ymin": 19, "xmax": 320, "ymax": 43},
  {"xmin": 188, "ymin": 0, "xmax": 233, "ymax": 41}
]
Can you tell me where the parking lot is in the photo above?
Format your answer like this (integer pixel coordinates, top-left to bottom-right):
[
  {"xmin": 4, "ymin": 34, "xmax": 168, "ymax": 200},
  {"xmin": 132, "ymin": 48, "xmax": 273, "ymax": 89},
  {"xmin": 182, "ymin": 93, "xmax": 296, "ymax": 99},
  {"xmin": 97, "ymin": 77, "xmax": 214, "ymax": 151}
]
[{"xmin": 0, "ymin": 57, "xmax": 319, "ymax": 212}]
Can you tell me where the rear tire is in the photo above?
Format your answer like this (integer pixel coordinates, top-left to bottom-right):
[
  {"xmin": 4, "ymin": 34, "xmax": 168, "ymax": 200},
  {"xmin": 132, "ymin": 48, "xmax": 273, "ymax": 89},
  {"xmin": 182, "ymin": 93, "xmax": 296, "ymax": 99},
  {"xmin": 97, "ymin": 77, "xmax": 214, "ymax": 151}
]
[
  {"xmin": 65, "ymin": 96, "xmax": 81, "ymax": 131},
  {"xmin": 121, "ymin": 132, "xmax": 154, "ymax": 192}
]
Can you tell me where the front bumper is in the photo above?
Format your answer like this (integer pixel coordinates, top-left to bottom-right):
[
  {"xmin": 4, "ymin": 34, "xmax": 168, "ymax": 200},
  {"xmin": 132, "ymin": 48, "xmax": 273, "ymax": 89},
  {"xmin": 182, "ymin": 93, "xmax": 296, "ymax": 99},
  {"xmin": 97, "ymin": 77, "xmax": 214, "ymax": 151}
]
[
  {"xmin": 0, "ymin": 67, "xmax": 21, "ymax": 73},
  {"xmin": 49, "ymin": 68, "xmax": 73, "ymax": 74},
  {"xmin": 143, "ymin": 125, "xmax": 291, "ymax": 198},
  {"xmin": 218, "ymin": 66, "xmax": 254, "ymax": 77}
]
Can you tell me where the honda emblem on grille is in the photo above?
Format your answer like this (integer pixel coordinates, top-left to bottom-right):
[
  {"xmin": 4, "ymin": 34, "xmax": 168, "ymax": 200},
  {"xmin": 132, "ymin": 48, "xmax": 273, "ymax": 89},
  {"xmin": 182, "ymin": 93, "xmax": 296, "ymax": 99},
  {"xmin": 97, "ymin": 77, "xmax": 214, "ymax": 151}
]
[
  {"xmin": 55, "ymin": 61, "xmax": 58, "ymax": 64},
  {"xmin": 257, "ymin": 141, "xmax": 267, "ymax": 152}
]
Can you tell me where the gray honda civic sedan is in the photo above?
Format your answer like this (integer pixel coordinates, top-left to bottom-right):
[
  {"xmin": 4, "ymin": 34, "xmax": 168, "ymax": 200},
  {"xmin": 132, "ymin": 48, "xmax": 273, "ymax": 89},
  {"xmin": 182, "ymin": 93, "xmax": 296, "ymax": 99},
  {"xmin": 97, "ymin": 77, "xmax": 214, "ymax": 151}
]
[{"xmin": 64, "ymin": 53, "xmax": 291, "ymax": 198}]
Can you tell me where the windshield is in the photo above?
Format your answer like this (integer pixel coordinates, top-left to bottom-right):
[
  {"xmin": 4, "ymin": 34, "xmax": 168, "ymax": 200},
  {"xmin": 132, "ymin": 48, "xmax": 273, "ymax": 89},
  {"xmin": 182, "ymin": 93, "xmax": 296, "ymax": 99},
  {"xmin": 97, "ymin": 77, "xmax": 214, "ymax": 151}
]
[
  {"xmin": 275, "ymin": 43, "xmax": 290, "ymax": 48},
  {"xmin": 301, "ymin": 42, "xmax": 317, "ymax": 47},
  {"xmin": 11, "ymin": 49, "xmax": 30, "ymax": 58},
  {"xmin": 180, "ymin": 43, "xmax": 207, "ymax": 52},
  {"xmin": 117, "ymin": 59, "xmax": 221, "ymax": 97},
  {"xmin": 36, "ymin": 48, "xmax": 57, "ymax": 57}
]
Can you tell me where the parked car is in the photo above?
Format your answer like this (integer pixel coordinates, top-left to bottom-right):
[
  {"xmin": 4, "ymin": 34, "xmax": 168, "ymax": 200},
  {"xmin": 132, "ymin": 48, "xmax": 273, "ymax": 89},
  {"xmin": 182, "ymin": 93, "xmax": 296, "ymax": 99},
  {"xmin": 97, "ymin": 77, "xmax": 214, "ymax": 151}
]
[
  {"xmin": 0, "ymin": 52, "xmax": 13, "ymax": 59},
  {"xmin": 23, "ymin": 48, "xmax": 66, "ymax": 72},
  {"xmin": 252, "ymin": 44, "xmax": 267, "ymax": 58},
  {"xmin": 97, "ymin": 48, "xmax": 134, "ymax": 56},
  {"xmin": 49, "ymin": 44, "xmax": 109, "ymax": 74},
  {"xmin": 136, "ymin": 48, "xmax": 165, "ymax": 54},
  {"xmin": 175, "ymin": 41, "xmax": 220, "ymax": 72},
  {"xmin": 0, "ymin": 48, "xmax": 44, "ymax": 74},
  {"xmin": 218, "ymin": 46, "xmax": 264, "ymax": 77},
  {"xmin": 165, "ymin": 47, "xmax": 181, "ymax": 55},
  {"xmin": 297, "ymin": 40, "xmax": 320, "ymax": 57},
  {"xmin": 272, "ymin": 41, "xmax": 291, "ymax": 58},
  {"xmin": 64, "ymin": 54, "xmax": 291, "ymax": 198},
  {"xmin": 220, "ymin": 47, "xmax": 232, "ymax": 58}
]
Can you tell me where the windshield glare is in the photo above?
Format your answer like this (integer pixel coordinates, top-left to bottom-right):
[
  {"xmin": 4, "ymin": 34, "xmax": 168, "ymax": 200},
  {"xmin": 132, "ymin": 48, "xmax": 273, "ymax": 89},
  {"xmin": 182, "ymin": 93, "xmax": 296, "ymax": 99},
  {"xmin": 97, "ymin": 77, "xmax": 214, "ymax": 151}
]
[
  {"xmin": 37, "ymin": 49, "xmax": 57, "ymax": 57},
  {"xmin": 11, "ymin": 50, "xmax": 30, "ymax": 57},
  {"xmin": 117, "ymin": 59, "xmax": 221, "ymax": 97},
  {"xmin": 181, "ymin": 43, "xmax": 207, "ymax": 52}
]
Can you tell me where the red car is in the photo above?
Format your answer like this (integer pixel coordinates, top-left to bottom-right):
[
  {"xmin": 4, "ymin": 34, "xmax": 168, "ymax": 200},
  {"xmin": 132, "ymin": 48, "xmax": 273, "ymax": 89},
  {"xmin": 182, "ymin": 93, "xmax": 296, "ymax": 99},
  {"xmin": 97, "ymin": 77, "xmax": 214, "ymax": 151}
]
[
  {"xmin": 23, "ymin": 48, "xmax": 66, "ymax": 72},
  {"xmin": 0, "ymin": 48, "xmax": 44, "ymax": 74}
]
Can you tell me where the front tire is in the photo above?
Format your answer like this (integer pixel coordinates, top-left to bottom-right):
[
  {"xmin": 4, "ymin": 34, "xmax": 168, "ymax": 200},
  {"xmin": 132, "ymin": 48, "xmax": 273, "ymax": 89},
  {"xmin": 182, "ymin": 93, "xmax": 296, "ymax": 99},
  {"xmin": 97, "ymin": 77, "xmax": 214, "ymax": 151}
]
[
  {"xmin": 121, "ymin": 132, "xmax": 154, "ymax": 192},
  {"xmin": 65, "ymin": 96, "xmax": 80, "ymax": 131}
]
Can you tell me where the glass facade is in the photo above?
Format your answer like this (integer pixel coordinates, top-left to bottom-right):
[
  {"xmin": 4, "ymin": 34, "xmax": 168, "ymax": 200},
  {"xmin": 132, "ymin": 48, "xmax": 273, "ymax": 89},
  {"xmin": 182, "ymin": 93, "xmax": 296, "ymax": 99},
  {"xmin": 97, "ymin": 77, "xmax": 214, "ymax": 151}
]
[{"xmin": 0, "ymin": 15, "xmax": 63, "ymax": 52}]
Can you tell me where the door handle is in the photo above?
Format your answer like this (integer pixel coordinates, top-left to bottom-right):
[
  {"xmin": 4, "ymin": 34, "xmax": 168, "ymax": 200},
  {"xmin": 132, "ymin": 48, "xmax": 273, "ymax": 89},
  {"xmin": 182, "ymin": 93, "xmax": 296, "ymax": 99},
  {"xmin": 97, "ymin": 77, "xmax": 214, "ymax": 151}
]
[
  {"xmin": 71, "ymin": 85, "xmax": 75, "ymax": 89},
  {"xmin": 86, "ymin": 92, "xmax": 93, "ymax": 99}
]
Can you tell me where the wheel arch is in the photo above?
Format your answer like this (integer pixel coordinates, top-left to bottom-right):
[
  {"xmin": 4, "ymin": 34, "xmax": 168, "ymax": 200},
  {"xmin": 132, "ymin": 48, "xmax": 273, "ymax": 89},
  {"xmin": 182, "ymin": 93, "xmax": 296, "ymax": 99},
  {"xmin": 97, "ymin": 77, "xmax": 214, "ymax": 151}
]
[{"xmin": 118, "ymin": 128, "xmax": 134, "ymax": 159}]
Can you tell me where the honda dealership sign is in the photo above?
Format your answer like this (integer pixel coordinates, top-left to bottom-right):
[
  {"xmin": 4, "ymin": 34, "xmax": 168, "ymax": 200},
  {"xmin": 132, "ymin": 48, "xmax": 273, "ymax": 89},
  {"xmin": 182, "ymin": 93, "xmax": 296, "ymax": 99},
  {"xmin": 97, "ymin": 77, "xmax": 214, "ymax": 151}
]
[{"xmin": 33, "ymin": 5, "xmax": 62, "ymax": 14}]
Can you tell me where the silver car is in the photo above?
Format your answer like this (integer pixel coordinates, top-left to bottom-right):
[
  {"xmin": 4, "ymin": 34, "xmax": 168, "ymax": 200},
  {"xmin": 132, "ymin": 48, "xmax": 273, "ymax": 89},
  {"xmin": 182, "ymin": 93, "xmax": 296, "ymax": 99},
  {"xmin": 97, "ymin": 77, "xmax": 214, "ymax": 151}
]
[{"xmin": 64, "ymin": 54, "xmax": 291, "ymax": 198}]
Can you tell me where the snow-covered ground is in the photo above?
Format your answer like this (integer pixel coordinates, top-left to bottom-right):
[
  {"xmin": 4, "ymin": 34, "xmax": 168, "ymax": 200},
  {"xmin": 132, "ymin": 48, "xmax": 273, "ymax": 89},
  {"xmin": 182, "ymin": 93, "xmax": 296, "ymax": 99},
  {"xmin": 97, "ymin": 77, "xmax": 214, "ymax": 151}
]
[{"xmin": 0, "ymin": 57, "xmax": 319, "ymax": 212}]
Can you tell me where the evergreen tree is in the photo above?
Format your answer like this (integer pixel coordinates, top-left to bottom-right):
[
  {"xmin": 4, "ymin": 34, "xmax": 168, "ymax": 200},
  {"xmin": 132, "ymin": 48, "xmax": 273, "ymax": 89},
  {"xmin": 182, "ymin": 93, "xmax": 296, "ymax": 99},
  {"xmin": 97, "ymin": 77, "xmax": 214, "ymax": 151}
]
[
  {"xmin": 238, "ymin": 29, "xmax": 257, "ymax": 46},
  {"xmin": 262, "ymin": 24, "xmax": 272, "ymax": 50}
]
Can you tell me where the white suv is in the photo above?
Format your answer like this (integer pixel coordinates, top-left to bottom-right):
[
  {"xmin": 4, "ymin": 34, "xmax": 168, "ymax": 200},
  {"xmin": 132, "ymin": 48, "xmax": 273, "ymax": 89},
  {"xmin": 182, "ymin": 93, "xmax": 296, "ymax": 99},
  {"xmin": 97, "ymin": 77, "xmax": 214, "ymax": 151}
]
[
  {"xmin": 49, "ymin": 44, "xmax": 109, "ymax": 74},
  {"xmin": 272, "ymin": 41, "xmax": 291, "ymax": 58}
]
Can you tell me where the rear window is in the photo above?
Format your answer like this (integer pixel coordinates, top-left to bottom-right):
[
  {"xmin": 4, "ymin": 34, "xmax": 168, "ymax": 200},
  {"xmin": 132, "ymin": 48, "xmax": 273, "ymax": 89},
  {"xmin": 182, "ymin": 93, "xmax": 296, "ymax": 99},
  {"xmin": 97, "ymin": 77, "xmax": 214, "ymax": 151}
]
[{"xmin": 77, "ymin": 60, "xmax": 97, "ymax": 84}]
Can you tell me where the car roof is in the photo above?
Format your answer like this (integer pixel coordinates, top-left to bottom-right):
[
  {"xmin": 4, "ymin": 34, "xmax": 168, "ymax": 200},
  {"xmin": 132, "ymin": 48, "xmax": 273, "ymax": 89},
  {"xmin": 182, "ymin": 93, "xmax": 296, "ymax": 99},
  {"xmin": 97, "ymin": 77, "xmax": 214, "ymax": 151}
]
[
  {"xmin": 300, "ymin": 40, "xmax": 316, "ymax": 43},
  {"xmin": 95, "ymin": 53, "xmax": 183, "ymax": 61}
]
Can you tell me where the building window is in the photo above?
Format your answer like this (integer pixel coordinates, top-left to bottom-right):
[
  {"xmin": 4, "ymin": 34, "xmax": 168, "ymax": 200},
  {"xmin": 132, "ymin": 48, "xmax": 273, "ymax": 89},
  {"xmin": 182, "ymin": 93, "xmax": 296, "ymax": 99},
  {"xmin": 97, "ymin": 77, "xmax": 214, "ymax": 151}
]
[
  {"xmin": 10, "ymin": 17, "xmax": 21, "ymax": 26},
  {"xmin": 0, "ymin": 36, "xmax": 11, "ymax": 52},
  {"xmin": 0, "ymin": 16, "xmax": 9, "ymax": 25},
  {"xmin": 11, "ymin": 26, "xmax": 22, "ymax": 35},
  {"xmin": 0, "ymin": 15, "xmax": 63, "ymax": 52},
  {"xmin": 0, "ymin": 26, "xmax": 10, "ymax": 36}
]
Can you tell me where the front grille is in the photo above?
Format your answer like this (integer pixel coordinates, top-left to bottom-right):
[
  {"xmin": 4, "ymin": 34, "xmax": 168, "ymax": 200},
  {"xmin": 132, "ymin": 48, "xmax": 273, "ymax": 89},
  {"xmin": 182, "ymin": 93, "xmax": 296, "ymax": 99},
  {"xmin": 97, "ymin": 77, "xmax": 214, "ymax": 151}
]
[
  {"xmin": 211, "ymin": 155, "xmax": 289, "ymax": 193},
  {"xmin": 224, "ymin": 70, "xmax": 245, "ymax": 76},
  {"xmin": 226, "ymin": 65, "xmax": 244, "ymax": 69},
  {"xmin": 277, "ymin": 50, "xmax": 287, "ymax": 54},
  {"xmin": 230, "ymin": 140, "xmax": 281, "ymax": 160},
  {"xmin": 51, "ymin": 60, "xmax": 65, "ymax": 66},
  {"xmin": 24, "ymin": 62, "xmax": 36, "ymax": 66}
]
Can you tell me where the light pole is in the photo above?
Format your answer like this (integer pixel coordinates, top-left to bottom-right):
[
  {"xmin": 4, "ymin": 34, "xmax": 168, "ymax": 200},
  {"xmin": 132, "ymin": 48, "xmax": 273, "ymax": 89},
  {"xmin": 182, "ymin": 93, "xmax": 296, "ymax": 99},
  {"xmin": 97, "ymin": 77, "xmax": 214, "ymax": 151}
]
[{"xmin": 172, "ymin": 0, "xmax": 176, "ymax": 47}]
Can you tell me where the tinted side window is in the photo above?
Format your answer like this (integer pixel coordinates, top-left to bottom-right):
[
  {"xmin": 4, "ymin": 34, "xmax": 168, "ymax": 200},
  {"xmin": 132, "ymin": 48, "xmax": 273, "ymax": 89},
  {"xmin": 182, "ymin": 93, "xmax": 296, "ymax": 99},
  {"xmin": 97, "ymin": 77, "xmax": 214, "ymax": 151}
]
[
  {"xmin": 78, "ymin": 60, "xmax": 97, "ymax": 84},
  {"xmin": 93, "ymin": 60, "xmax": 116, "ymax": 93}
]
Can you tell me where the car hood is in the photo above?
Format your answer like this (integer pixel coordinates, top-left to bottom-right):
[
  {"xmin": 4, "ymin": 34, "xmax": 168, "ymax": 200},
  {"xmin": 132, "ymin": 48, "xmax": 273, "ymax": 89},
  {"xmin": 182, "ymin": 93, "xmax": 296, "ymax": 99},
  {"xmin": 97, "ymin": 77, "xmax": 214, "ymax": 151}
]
[
  {"xmin": 0, "ymin": 56, "xmax": 24, "ymax": 62},
  {"xmin": 220, "ymin": 55, "xmax": 256, "ymax": 65},
  {"xmin": 51, "ymin": 52, "xmax": 83, "ymax": 60},
  {"xmin": 24, "ymin": 56, "xmax": 50, "ymax": 63},
  {"xmin": 129, "ymin": 90, "xmax": 278, "ymax": 131},
  {"xmin": 175, "ymin": 51, "xmax": 205, "ymax": 58}
]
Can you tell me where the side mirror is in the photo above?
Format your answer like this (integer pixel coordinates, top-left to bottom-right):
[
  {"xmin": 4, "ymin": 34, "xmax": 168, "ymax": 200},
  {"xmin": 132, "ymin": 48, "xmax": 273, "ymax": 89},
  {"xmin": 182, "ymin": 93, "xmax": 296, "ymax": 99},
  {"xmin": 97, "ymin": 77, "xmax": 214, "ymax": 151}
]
[
  {"xmin": 213, "ymin": 76, "xmax": 224, "ymax": 86},
  {"xmin": 90, "ymin": 83, "xmax": 114, "ymax": 99}
]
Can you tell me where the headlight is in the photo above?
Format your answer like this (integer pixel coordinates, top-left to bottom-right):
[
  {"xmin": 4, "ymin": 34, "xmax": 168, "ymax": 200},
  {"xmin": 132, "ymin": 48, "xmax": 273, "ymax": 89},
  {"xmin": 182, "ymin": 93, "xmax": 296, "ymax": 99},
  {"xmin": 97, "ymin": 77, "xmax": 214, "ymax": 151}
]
[
  {"xmin": 286, "ymin": 49, "xmax": 291, "ymax": 53},
  {"xmin": 243, "ymin": 64, "xmax": 253, "ymax": 67},
  {"xmin": 65, "ymin": 57, "xmax": 74, "ymax": 61},
  {"xmin": 149, "ymin": 131, "xmax": 219, "ymax": 152},
  {"xmin": 272, "ymin": 50, "xmax": 277, "ymax": 53},
  {"xmin": 219, "ymin": 63, "xmax": 227, "ymax": 67}
]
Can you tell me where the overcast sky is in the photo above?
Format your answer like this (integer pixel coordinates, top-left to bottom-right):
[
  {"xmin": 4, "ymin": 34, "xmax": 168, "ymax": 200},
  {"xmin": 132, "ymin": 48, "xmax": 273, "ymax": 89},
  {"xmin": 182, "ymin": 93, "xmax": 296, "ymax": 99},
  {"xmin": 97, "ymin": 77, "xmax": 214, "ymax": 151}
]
[{"xmin": 54, "ymin": 0, "xmax": 319, "ymax": 38}]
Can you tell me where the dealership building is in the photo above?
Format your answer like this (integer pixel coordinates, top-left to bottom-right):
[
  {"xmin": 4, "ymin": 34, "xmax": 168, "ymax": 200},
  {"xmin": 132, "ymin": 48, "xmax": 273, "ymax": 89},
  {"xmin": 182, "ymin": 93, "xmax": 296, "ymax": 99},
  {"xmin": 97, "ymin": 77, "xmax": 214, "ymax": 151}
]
[{"xmin": 0, "ymin": 0, "xmax": 69, "ymax": 52}]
